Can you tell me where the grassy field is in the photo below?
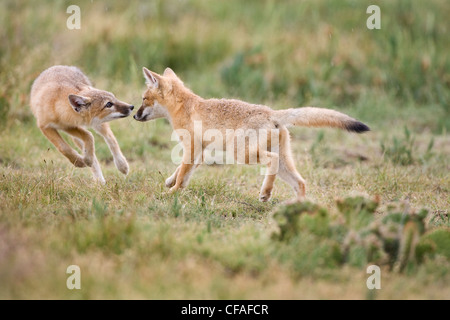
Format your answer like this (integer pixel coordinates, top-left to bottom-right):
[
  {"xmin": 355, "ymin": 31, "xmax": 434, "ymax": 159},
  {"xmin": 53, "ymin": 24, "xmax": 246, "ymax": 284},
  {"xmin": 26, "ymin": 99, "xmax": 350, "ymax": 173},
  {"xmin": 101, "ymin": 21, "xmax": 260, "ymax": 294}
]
[{"xmin": 0, "ymin": 0, "xmax": 449, "ymax": 299}]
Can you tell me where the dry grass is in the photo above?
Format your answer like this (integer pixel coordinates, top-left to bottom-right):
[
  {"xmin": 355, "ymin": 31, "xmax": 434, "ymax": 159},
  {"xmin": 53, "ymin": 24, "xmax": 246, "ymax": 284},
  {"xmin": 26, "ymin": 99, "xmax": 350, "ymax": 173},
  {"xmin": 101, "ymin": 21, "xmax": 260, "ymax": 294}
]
[{"xmin": 0, "ymin": 0, "xmax": 449, "ymax": 299}]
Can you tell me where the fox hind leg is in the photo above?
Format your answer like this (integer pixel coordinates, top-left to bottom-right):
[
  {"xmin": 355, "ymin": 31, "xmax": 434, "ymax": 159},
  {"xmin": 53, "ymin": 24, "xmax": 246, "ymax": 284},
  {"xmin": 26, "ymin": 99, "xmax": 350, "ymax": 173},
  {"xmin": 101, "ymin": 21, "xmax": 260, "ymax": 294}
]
[
  {"xmin": 40, "ymin": 126, "xmax": 86, "ymax": 168},
  {"xmin": 278, "ymin": 150, "xmax": 306, "ymax": 201},
  {"xmin": 65, "ymin": 128, "xmax": 105, "ymax": 184},
  {"xmin": 72, "ymin": 136, "xmax": 84, "ymax": 152},
  {"xmin": 64, "ymin": 127, "xmax": 95, "ymax": 167},
  {"xmin": 90, "ymin": 157, "xmax": 106, "ymax": 185},
  {"xmin": 277, "ymin": 128, "xmax": 306, "ymax": 201},
  {"xmin": 278, "ymin": 164, "xmax": 306, "ymax": 200}
]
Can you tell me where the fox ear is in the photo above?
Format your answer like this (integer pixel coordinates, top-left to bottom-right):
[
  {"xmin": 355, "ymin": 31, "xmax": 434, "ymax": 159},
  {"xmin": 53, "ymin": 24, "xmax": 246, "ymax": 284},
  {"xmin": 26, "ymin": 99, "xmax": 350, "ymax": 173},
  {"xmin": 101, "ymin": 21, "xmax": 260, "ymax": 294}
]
[
  {"xmin": 68, "ymin": 94, "xmax": 91, "ymax": 113},
  {"xmin": 163, "ymin": 67, "xmax": 178, "ymax": 79},
  {"xmin": 143, "ymin": 67, "xmax": 160, "ymax": 89}
]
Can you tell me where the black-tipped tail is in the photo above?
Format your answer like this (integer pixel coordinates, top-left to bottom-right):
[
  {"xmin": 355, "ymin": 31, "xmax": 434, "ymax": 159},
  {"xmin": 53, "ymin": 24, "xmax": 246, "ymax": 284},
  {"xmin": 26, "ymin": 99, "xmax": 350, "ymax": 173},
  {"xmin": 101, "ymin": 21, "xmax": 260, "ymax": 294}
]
[{"xmin": 346, "ymin": 121, "xmax": 370, "ymax": 133}]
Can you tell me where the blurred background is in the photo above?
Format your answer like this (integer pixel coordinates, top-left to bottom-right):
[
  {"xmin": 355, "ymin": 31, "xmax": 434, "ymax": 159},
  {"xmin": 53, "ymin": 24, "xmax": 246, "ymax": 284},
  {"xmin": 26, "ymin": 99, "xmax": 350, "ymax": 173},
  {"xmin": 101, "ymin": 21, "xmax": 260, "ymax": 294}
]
[
  {"xmin": 1, "ymin": 0, "xmax": 449, "ymax": 131},
  {"xmin": 0, "ymin": 0, "xmax": 449, "ymax": 299}
]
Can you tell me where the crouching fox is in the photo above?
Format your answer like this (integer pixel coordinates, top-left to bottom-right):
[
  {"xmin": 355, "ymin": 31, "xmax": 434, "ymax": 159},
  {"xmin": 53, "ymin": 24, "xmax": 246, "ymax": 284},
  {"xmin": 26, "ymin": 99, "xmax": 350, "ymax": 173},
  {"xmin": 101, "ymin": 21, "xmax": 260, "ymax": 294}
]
[{"xmin": 30, "ymin": 65, "xmax": 134, "ymax": 184}]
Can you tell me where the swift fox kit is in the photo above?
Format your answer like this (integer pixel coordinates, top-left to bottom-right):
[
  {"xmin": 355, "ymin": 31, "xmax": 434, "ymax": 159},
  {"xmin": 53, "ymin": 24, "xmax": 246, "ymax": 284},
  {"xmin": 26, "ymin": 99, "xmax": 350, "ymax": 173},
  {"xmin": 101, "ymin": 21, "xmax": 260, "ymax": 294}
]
[
  {"xmin": 134, "ymin": 67, "xmax": 369, "ymax": 201},
  {"xmin": 30, "ymin": 65, "xmax": 134, "ymax": 184}
]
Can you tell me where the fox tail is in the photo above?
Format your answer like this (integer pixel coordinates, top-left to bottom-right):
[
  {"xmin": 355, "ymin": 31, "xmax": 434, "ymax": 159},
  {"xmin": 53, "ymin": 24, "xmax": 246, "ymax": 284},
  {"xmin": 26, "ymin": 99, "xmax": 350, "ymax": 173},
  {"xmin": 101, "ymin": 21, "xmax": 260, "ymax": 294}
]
[{"xmin": 274, "ymin": 107, "xmax": 370, "ymax": 133}]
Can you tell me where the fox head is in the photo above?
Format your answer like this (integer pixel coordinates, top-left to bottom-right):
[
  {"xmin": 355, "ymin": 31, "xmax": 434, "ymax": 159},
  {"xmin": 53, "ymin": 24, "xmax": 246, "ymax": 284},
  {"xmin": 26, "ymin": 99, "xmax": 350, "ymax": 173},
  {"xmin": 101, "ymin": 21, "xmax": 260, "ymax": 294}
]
[
  {"xmin": 68, "ymin": 87, "xmax": 134, "ymax": 123},
  {"xmin": 134, "ymin": 67, "xmax": 181, "ymax": 122}
]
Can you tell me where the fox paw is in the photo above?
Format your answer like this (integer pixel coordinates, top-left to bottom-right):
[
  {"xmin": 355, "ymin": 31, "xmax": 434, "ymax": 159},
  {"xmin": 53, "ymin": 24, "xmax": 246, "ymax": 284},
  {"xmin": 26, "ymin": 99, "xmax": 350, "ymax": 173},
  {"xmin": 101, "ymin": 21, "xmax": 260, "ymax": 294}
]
[
  {"xmin": 165, "ymin": 176, "xmax": 176, "ymax": 188},
  {"xmin": 94, "ymin": 176, "xmax": 106, "ymax": 185},
  {"xmin": 82, "ymin": 156, "xmax": 94, "ymax": 167},
  {"xmin": 168, "ymin": 186, "xmax": 181, "ymax": 194},
  {"xmin": 115, "ymin": 157, "xmax": 129, "ymax": 175},
  {"xmin": 259, "ymin": 190, "xmax": 272, "ymax": 202},
  {"xmin": 73, "ymin": 157, "xmax": 87, "ymax": 168}
]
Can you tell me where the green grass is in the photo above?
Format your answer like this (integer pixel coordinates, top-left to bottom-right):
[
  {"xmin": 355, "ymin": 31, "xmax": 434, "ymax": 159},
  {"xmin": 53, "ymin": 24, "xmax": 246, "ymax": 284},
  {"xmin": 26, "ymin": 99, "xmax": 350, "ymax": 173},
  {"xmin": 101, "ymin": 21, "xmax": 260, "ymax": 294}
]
[{"xmin": 0, "ymin": 0, "xmax": 449, "ymax": 299}]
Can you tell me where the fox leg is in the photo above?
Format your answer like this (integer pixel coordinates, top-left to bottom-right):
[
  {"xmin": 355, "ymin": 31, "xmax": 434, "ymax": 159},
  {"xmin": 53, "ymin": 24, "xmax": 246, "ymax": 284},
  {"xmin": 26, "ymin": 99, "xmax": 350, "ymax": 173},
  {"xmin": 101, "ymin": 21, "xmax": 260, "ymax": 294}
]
[
  {"xmin": 64, "ymin": 127, "xmax": 105, "ymax": 184},
  {"xmin": 259, "ymin": 174, "xmax": 277, "ymax": 202},
  {"xmin": 278, "ymin": 160, "xmax": 306, "ymax": 201},
  {"xmin": 40, "ymin": 126, "xmax": 86, "ymax": 167},
  {"xmin": 73, "ymin": 136, "xmax": 105, "ymax": 185},
  {"xmin": 180, "ymin": 163, "xmax": 201, "ymax": 188},
  {"xmin": 258, "ymin": 150, "xmax": 279, "ymax": 202},
  {"xmin": 169, "ymin": 145, "xmax": 202, "ymax": 193},
  {"xmin": 169, "ymin": 162, "xmax": 202, "ymax": 193},
  {"xmin": 278, "ymin": 130, "xmax": 306, "ymax": 200},
  {"xmin": 63, "ymin": 127, "xmax": 95, "ymax": 166},
  {"xmin": 71, "ymin": 136, "xmax": 84, "ymax": 152},
  {"xmin": 168, "ymin": 163, "xmax": 195, "ymax": 193},
  {"xmin": 87, "ymin": 156, "xmax": 105, "ymax": 185},
  {"xmin": 93, "ymin": 123, "xmax": 129, "ymax": 175},
  {"xmin": 166, "ymin": 162, "xmax": 201, "ymax": 189},
  {"xmin": 165, "ymin": 165, "xmax": 181, "ymax": 188}
]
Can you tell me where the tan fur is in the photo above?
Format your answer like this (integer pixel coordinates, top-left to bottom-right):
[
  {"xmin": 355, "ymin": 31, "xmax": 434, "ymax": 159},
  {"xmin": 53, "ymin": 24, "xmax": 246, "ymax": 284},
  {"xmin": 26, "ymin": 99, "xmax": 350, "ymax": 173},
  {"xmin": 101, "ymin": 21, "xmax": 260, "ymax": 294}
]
[
  {"xmin": 135, "ymin": 67, "xmax": 369, "ymax": 201},
  {"xmin": 30, "ymin": 65, "xmax": 134, "ymax": 184}
]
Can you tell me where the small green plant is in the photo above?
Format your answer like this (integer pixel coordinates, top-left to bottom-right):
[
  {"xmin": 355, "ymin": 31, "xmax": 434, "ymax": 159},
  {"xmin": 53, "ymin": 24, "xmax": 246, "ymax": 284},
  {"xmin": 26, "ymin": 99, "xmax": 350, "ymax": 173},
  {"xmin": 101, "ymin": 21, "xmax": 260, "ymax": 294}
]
[
  {"xmin": 381, "ymin": 126, "xmax": 434, "ymax": 165},
  {"xmin": 418, "ymin": 228, "xmax": 450, "ymax": 259},
  {"xmin": 271, "ymin": 201, "xmax": 329, "ymax": 241},
  {"xmin": 272, "ymin": 196, "xmax": 448, "ymax": 273},
  {"xmin": 381, "ymin": 126, "xmax": 415, "ymax": 165}
]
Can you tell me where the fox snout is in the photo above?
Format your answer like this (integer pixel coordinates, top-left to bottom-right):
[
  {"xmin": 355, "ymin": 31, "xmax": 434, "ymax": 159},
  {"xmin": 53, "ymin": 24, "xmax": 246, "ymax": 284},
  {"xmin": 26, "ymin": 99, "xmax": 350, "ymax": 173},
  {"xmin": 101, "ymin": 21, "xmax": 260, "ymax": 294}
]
[
  {"xmin": 116, "ymin": 104, "xmax": 134, "ymax": 118},
  {"xmin": 133, "ymin": 100, "xmax": 167, "ymax": 122},
  {"xmin": 133, "ymin": 106, "xmax": 147, "ymax": 121}
]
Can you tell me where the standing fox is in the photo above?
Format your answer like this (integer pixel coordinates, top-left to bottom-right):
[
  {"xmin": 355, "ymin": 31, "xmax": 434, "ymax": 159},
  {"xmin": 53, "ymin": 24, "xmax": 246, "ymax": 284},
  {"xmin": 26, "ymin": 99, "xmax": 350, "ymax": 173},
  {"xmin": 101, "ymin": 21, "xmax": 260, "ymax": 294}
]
[
  {"xmin": 134, "ymin": 67, "xmax": 369, "ymax": 202},
  {"xmin": 30, "ymin": 65, "xmax": 134, "ymax": 184}
]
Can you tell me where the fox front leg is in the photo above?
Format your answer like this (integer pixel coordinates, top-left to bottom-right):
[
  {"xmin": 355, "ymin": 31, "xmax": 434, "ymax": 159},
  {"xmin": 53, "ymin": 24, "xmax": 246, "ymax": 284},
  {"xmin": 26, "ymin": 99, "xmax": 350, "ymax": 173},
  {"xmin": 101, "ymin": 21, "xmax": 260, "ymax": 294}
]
[
  {"xmin": 165, "ymin": 165, "xmax": 181, "ymax": 188},
  {"xmin": 168, "ymin": 162, "xmax": 197, "ymax": 193},
  {"xmin": 93, "ymin": 123, "xmax": 129, "ymax": 175}
]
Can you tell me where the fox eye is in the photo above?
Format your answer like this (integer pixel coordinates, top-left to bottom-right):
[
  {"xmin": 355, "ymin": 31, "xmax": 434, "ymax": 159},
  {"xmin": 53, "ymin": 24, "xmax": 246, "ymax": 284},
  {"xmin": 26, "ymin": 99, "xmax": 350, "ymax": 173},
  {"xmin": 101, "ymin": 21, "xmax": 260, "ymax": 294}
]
[{"xmin": 105, "ymin": 102, "xmax": 113, "ymax": 108}]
